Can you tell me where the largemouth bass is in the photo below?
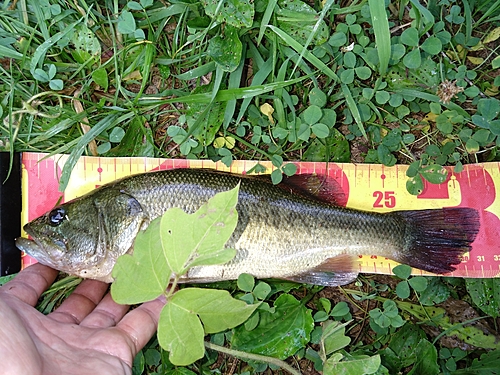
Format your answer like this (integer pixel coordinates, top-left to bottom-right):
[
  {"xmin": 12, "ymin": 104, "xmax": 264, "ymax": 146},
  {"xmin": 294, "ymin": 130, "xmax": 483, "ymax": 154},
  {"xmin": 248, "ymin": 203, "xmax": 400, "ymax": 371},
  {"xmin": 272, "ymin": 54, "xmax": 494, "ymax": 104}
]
[{"xmin": 16, "ymin": 169, "xmax": 480, "ymax": 286}]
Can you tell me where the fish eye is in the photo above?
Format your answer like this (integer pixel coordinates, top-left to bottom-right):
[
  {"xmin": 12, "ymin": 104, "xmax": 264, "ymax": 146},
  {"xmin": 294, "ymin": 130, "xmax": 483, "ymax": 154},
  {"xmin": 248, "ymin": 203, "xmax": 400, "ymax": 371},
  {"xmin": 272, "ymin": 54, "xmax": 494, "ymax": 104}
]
[{"xmin": 48, "ymin": 207, "xmax": 67, "ymax": 227}]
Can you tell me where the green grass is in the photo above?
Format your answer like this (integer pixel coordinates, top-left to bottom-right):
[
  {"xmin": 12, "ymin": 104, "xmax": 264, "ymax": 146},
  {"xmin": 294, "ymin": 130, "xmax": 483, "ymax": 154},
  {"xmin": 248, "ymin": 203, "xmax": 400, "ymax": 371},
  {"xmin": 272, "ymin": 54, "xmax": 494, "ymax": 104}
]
[{"xmin": 2, "ymin": 0, "xmax": 500, "ymax": 373}]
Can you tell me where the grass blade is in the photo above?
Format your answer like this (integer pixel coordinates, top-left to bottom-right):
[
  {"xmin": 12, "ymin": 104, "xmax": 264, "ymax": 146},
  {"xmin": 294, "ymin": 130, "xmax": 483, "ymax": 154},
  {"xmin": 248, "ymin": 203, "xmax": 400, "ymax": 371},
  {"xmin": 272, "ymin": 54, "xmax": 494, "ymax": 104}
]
[
  {"xmin": 368, "ymin": 0, "xmax": 391, "ymax": 75},
  {"xmin": 257, "ymin": 0, "xmax": 278, "ymax": 46},
  {"xmin": 342, "ymin": 83, "xmax": 367, "ymax": 139},
  {"xmin": 58, "ymin": 112, "xmax": 133, "ymax": 191},
  {"xmin": 267, "ymin": 25, "xmax": 339, "ymax": 82}
]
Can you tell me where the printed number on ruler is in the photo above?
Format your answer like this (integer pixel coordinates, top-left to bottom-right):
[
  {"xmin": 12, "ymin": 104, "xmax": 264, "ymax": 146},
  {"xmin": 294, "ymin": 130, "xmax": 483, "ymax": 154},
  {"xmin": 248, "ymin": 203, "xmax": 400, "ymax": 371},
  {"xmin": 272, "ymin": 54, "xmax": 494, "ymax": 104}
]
[{"xmin": 373, "ymin": 191, "xmax": 396, "ymax": 208}]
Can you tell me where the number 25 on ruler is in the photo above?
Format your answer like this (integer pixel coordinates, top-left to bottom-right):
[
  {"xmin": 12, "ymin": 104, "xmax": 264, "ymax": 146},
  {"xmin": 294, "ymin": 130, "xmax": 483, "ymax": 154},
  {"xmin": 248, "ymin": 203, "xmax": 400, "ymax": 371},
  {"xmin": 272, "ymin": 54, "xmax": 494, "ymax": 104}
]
[{"xmin": 373, "ymin": 191, "xmax": 396, "ymax": 208}]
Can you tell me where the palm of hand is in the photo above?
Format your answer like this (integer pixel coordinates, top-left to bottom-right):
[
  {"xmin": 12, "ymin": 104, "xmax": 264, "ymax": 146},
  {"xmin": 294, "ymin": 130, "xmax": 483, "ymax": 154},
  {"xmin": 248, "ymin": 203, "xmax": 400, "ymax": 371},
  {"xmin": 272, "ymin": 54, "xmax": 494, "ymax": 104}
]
[{"xmin": 0, "ymin": 264, "xmax": 164, "ymax": 375}]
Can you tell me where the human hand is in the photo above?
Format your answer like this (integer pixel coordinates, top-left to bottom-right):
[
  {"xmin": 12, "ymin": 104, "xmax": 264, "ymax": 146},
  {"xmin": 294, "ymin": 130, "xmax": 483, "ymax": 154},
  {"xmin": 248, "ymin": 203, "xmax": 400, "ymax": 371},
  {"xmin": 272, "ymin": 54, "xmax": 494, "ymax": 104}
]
[{"xmin": 0, "ymin": 263, "xmax": 165, "ymax": 375}]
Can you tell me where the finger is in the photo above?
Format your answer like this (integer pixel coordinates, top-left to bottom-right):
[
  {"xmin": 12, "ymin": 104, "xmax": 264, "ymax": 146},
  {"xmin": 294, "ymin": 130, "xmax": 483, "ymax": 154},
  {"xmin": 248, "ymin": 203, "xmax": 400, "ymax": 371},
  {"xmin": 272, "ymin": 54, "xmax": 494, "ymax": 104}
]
[
  {"xmin": 0, "ymin": 263, "xmax": 58, "ymax": 306},
  {"xmin": 50, "ymin": 279, "xmax": 109, "ymax": 324},
  {"xmin": 115, "ymin": 296, "xmax": 166, "ymax": 355},
  {"xmin": 79, "ymin": 293, "xmax": 130, "ymax": 329}
]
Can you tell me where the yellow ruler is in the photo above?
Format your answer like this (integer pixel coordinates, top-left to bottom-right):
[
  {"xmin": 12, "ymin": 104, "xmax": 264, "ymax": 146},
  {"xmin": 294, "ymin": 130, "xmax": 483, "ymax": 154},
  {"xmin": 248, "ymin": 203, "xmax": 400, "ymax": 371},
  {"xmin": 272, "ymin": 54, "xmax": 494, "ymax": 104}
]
[{"xmin": 21, "ymin": 153, "xmax": 500, "ymax": 278}]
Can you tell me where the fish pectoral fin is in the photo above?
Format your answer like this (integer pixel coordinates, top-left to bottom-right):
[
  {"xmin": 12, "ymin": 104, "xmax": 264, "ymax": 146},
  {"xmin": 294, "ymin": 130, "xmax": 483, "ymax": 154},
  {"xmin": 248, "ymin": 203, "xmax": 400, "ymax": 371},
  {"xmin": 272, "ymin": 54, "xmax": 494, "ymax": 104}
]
[{"xmin": 283, "ymin": 254, "xmax": 359, "ymax": 287}]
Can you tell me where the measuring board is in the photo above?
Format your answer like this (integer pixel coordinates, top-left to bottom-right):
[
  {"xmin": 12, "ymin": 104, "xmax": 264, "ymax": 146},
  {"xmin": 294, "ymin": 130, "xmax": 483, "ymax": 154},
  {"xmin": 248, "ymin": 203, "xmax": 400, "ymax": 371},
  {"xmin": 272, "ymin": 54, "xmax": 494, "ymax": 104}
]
[{"xmin": 20, "ymin": 152, "xmax": 500, "ymax": 279}]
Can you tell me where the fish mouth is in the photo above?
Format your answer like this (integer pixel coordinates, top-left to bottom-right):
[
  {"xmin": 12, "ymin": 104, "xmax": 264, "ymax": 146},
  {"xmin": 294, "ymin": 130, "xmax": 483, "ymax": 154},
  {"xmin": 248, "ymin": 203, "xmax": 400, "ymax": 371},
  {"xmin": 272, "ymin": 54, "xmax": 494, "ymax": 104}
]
[
  {"xmin": 15, "ymin": 237, "xmax": 43, "ymax": 256},
  {"xmin": 16, "ymin": 236, "xmax": 69, "ymax": 267}
]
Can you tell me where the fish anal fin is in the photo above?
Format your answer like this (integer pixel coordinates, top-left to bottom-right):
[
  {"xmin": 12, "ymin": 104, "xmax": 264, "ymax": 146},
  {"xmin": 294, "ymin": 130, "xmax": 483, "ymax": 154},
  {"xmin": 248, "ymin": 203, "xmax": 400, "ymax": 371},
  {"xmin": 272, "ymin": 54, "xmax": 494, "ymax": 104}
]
[
  {"xmin": 283, "ymin": 254, "xmax": 359, "ymax": 286},
  {"xmin": 282, "ymin": 174, "xmax": 348, "ymax": 207}
]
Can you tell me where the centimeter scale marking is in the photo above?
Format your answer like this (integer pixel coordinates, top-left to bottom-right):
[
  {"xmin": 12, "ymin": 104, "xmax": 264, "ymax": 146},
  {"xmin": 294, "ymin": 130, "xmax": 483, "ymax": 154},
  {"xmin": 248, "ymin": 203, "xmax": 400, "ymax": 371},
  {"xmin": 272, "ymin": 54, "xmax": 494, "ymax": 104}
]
[{"xmin": 21, "ymin": 153, "xmax": 500, "ymax": 279}]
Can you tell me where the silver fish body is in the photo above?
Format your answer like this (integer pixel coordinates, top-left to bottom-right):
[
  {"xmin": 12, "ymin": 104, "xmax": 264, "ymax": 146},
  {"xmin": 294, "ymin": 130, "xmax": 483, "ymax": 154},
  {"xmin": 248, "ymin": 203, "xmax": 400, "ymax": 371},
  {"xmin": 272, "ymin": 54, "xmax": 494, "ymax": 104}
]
[{"xmin": 16, "ymin": 169, "xmax": 480, "ymax": 286}]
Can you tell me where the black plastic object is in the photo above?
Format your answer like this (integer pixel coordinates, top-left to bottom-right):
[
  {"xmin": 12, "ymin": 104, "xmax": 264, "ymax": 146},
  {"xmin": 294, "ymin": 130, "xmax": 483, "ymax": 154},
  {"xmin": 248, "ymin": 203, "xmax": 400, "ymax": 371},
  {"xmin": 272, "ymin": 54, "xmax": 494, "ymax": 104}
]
[{"xmin": 0, "ymin": 152, "xmax": 21, "ymax": 276}]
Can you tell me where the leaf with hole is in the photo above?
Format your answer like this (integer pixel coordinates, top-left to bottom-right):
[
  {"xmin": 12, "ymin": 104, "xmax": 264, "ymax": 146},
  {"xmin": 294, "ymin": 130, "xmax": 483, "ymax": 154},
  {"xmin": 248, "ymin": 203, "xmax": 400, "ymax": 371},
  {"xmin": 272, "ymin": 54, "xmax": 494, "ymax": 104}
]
[
  {"xmin": 465, "ymin": 279, "xmax": 500, "ymax": 318},
  {"xmin": 231, "ymin": 293, "xmax": 314, "ymax": 359},
  {"xmin": 406, "ymin": 174, "xmax": 424, "ymax": 195},
  {"xmin": 420, "ymin": 165, "xmax": 447, "ymax": 184},
  {"xmin": 201, "ymin": 0, "xmax": 254, "ymax": 28},
  {"xmin": 275, "ymin": 0, "xmax": 329, "ymax": 45},
  {"xmin": 208, "ymin": 25, "xmax": 242, "ymax": 72}
]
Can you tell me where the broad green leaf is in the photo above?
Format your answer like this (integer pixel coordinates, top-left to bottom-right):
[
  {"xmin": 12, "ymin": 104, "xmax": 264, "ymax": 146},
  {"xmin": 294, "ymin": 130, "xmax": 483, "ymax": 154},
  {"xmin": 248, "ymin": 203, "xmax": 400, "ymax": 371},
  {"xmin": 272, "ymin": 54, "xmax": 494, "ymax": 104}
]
[
  {"xmin": 282, "ymin": 162, "xmax": 297, "ymax": 176},
  {"xmin": 397, "ymin": 300, "xmax": 500, "ymax": 350},
  {"xmin": 112, "ymin": 218, "xmax": 171, "ymax": 304},
  {"xmin": 324, "ymin": 354, "xmax": 381, "ymax": 375},
  {"xmin": 237, "ymin": 273, "xmax": 255, "ymax": 292},
  {"xmin": 407, "ymin": 339, "xmax": 439, "ymax": 375},
  {"xmin": 92, "ymin": 68, "xmax": 109, "ymax": 91},
  {"xmin": 118, "ymin": 10, "xmax": 137, "ymax": 34},
  {"xmin": 253, "ymin": 281, "xmax": 272, "ymax": 300},
  {"xmin": 158, "ymin": 302, "xmax": 205, "ymax": 366},
  {"xmin": 161, "ymin": 185, "xmax": 239, "ymax": 273},
  {"xmin": 393, "ymin": 264, "xmax": 411, "ymax": 279},
  {"xmin": 340, "ymin": 68, "xmax": 355, "ymax": 84},
  {"xmin": 329, "ymin": 32, "xmax": 347, "ymax": 47},
  {"xmin": 276, "ymin": 0, "xmax": 329, "ymax": 46},
  {"xmin": 109, "ymin": 127, "xmax": 125, "ymax": 143},
  {"xmin": 403, "ymin": 48, "xmax": 422, "ymax": 69},
  {"xmin": 303, "ymin": 105, "xmax": 323, "ymax": 125},
  {"xmin": 321, "ymin": 320, "xmax": 351, "ymax": 359},
  {"xmin": 400, "ymin": 27, "xmax": 419, "ymax": 47},
  {"xmin": 201, "ymin": 0, "xmax": 254, "ymax": 28},
  {"xmin": 464, "ymin": 351, "xmax": 500, "ymax": 374},
  {"xmin": 477, "ymin": 98, "xmax": 500, "ymax": 121},
  {"xmin": 343, "ymin": 51, "xmax": 356, "ymax": 68},
  {"xmin": 309, "ymin": 87, "xmax": 327, "ymax": 107},
  {"xmin": 465, "ymin": 278, "xmax": 500, "ymax": 318},
  {"xmin": 396, "ymin": 281, "xmax": 411, "ymax": 299},
  {"xmin": 419, "ymin": 277, "xmax": 450, "ymax": 306},
  {"xmin": 170, "ymin": 288, "xmax": 259, "ymax": 333},
  {"xmin": 355, "ymin": 66, "xmax": 371, "ymax": 80},
  {"xmin": 493, "ymin": 56, "xmax": 500, "ymax": 69},
  {"xmin": 208, "ymin": 25, "xmax": 242, "ymax": 72},
  {"xmin": 465, "ymin": 138, "xmax": 480, "ymax": 153},
  {"xmin": 408, "ymin": 277, "xmax": 428, "ymax": 292},
  {"xmin": 420, "ymin": 164, "xmax": 448, "ymax": 184},
  {"xmin": 231, "ymin": 293, "xmax": 314, "ymax": 359},
  {"xmin": 312, "ymin": 123, "xmax": 330, "ymax": 138},
  {"xmin": 420, "ymin": 36, "xmax": 442, "ymax": 55},
  {"xmin": 375, "ymin": 90, "xmax": 390, "ymax": 104},
  {"xmin": 406, "ymin": 174, "xmax": 424, "ymax": 195},
  {"xmin": 388, "ymin": 323, "xmax": 426, "ymax": 368},
  {"xmin": 71, "ymin": 24, "xmax": 101, "ymax": 64}
]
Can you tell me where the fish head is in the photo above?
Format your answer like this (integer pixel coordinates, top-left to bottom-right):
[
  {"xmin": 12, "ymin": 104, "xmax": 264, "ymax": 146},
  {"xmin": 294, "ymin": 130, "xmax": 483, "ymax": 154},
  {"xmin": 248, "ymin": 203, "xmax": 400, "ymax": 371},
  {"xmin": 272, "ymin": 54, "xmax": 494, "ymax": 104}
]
[{"xmin": 16, "ymin": 188, "xmax": 148, "ymax": 282}]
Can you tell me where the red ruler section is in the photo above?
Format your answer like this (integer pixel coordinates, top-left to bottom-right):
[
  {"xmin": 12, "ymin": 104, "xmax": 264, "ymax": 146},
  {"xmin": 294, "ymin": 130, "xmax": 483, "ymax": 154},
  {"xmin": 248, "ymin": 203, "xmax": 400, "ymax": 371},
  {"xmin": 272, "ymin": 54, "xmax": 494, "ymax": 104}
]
[{"xmin": 20, "ymin": 153, "xmax": 500, "ymax": 278}]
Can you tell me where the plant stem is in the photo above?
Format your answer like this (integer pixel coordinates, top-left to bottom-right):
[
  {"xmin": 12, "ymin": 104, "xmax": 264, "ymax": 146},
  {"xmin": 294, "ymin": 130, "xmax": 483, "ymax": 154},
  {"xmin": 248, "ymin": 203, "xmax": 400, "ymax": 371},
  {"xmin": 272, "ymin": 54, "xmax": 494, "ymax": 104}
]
[{"xmin": 204, "ymin": 341, "xmax": 302, "ymax": 375}]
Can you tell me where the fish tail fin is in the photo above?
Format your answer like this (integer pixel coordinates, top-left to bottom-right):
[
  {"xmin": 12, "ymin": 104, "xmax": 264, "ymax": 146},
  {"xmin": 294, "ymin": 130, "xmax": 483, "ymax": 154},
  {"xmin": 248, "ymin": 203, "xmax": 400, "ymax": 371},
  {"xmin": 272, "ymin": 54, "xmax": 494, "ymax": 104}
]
[{"xmin": 392, "ymin": 207, "xmax": 480, "ymax": 274}]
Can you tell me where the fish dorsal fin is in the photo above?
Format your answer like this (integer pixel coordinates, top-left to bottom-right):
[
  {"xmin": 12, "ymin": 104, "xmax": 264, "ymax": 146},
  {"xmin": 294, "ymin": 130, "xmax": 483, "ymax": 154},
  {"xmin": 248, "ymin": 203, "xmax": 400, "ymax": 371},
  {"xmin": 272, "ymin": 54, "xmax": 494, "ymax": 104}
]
[
  {"xmin": 283, "ymin": 254, "xmax": 359, "ymax": 286},
  {"xmin": 281, "ymin": 174, "xmax": 348, "ymax": 206}
]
